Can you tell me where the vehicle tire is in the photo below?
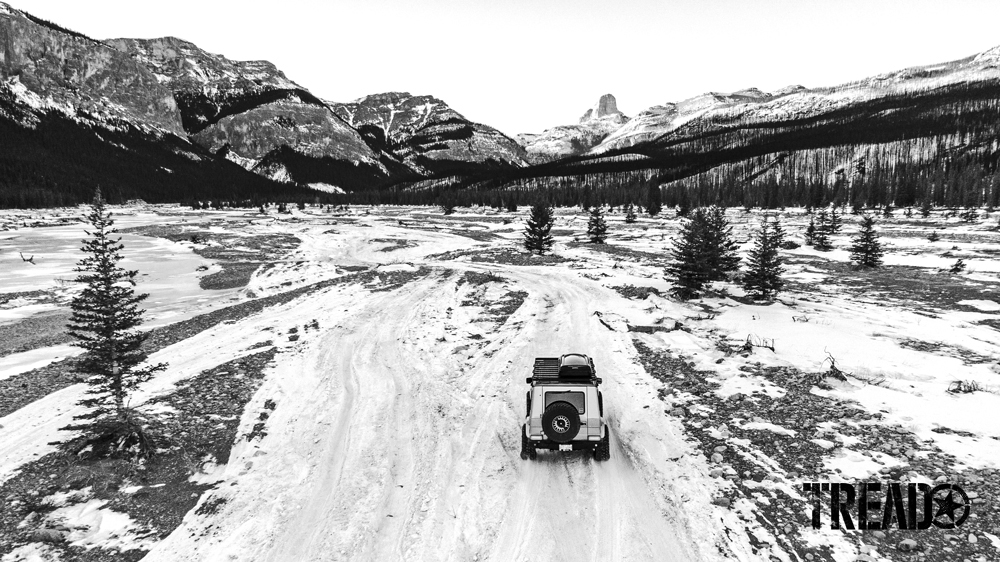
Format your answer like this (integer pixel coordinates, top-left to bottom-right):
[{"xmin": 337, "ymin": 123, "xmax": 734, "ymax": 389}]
[
  {"xmin": 520, "ymin": 425, "xmax": 535, "ymax": 460},
  {"xmin": 594, "ymin": 429, "xmax": 611, "ymax": 461},
  {"xmin": 541, "ymin": 402, "xmax": 580, "ymax": 444}
]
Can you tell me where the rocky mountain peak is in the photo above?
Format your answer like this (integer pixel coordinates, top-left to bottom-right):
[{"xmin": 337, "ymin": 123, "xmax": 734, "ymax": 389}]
[
  {"xmin": 580, "ymin": 94, "xmax": 622, "ymax": 122},
  {"xmin": 107, "ymin": 37, "xmax": 298, "ymax": 92},
  {"xmin": 0, "ymin": 5, "xmax": 183, "ymax": 133}
]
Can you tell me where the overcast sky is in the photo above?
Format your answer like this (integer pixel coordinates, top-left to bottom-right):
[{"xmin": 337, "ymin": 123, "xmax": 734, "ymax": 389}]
[{"xmin": 18, "ymin": 0, "xmax": 1000, "ymax": 137}]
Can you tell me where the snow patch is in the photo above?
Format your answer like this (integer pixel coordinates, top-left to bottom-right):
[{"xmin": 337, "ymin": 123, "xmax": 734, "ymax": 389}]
[
  {"xmin": 0, "ymin": 543, "xmax": 63, "ymax": 562},
  {"xmin": 742, "ymin": 421, "xmax": 798, "ymax": 436},
  {"xmin": 957, "ymin": 299, "xmax": 1000, "ymax": 311},
  {"xmin": 306, "ymin": 182, "xmax": 344, "ymax": 194},
  {"xmin": 189, "ymin": 455, "xmax": 227, "ymax": 485},
  {"xmin": 0, "ymin": 345, "xmax": 84, "ymax": 381},
  {"xmin": 45, "ymin": 499, "xmax": 156, "ymax": 551},
  {"xmin": 376, "ymin": 263, "xmax": 417, "ymax": 272}
]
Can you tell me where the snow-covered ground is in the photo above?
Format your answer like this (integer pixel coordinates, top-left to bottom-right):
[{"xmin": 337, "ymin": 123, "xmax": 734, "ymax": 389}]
[{"xmin": 1, "ymin": 205, "xmax": 998, "ymax": 562}]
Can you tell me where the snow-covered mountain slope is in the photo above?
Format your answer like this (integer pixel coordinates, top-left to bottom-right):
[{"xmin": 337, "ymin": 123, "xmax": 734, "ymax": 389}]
[
  {"xmin": 109, "ymin": 36, "xmax": 387, "ymax": 182},
  {"xmin": 596, "ymin": 89, "xmax": 773, "ymax": 152},
  {"xmin": 517, "ymin": 94, "xmax": 628, "ymax": 163},
  {"xmin": 594, "ymin": 48, "xmax": 1000, "ymax": 154},
  {"xmin": 106, "ymin": 37, "xmax": 299, "ymax": 94},
  {"xmin": 0, "ymin": 3, "xmax": 183, "ymax": 133},
  {"xmin": 332, "ymin": 92, "xmax": 528, "ymax": 173},
  {"xmin": 520, "ymin": 45, "xmax": 1000, "ymax": 166},
  {"xmin": 0, "ymin": 72, "xmax": 313, "ymax": 206}
]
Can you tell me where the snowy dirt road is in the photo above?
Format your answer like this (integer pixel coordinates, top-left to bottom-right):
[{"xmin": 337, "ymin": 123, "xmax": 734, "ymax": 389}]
[{"xmin": 142, "ymin": 241, "xmax": 714, "ymax": 561}]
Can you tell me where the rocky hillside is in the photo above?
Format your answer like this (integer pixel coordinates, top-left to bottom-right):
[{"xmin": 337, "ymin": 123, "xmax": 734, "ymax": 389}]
[
  {"xmin": 517, "ymin": 93, "xmax": 628, "ymax": 163},
  {"xmin": 0, "ymin": 3, "xmax": 182, "ymax": 133},
  {"xmin": 331, "ymin": 92, "xmax": 527, "ymax": 175},
  {"xmin": 0, "ymin": 3, "xmax": 319, "ymax": 207},
  {"xmin": 108, "ymin": 37, "xmax": 396, "ymax": 189},
  {"xmin": 597, "ymin": 88, "xmax": 776, "ymax": 152}
]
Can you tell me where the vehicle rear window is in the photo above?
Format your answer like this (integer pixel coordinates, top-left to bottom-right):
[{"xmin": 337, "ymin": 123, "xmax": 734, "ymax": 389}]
[{"xmin": 545, "ymin": 391, "xmax": 585, "ymax": 414}]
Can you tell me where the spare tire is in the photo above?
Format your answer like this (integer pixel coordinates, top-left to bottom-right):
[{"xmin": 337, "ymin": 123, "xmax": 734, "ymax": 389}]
[{"xmin": 542, "ymin": 402, "xmax": 580, "ymax": 443}]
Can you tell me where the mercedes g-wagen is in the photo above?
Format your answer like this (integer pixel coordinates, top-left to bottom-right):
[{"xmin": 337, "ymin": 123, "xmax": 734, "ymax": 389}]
[{"xmin": 520, "ymin": 353, "xmax": 610, "ymax": 461}]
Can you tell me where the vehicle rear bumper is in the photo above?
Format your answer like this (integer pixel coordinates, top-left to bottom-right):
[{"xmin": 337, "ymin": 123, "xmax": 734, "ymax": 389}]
[{"xmin": 527, "ymin": 439, "xmax": 599, "ymax": 451}]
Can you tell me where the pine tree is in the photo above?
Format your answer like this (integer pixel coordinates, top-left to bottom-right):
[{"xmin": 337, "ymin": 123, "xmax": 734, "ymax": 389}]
[
  {"xmin": 920, "ymin": 198, "xmax": 933, "ymax": 218},
  {"xmin": 805, "ymin": 217, "xmax": 816, "ymax": 246},
  {"xmin": 849, "ymin": 215, "xmax": 884, "ymax": 268},
  {"xmin": 813, "ymin": 210, "xmax": 833, "ymax": 251},
  {"xmin": 646, "ymin": 181, "xmax": 662, "ymax": 217},
  {"xmin": 587, "ymin": 206, "xmax": 608, "ymax": 244},
  {"xmin": 523, "ymin": 202, "xmax": 555, "ymax": 255},
  {"xmin": 742, "ymin": 217, "xmax": 786, "ymax": 301},
  {"xmin": 66, "ymin": 189, "xmax": 166, "ymax": 454},
  {"xmin": 624, "ymin": 203, "xmax": 637, "ymax": 224},
  {"xmin": 959, "ymin": 208, "xmax": 978, "ymax": 223},
  {"xmin": 666, "ymin": 209, "xmax": 712, "ymax": 299},
  {"xmin": 702, "ymin": 206, "xmax": 741, "ymax": 280},
  {"xmin": 828, "ymin": 206, "xmax": 843, "ymax": 233}
]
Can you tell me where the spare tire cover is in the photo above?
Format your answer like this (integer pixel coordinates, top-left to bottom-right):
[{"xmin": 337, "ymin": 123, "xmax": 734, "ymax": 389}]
[{"xmin": 542, "ymin": 402, "xmax": 581, "ymax": 443}]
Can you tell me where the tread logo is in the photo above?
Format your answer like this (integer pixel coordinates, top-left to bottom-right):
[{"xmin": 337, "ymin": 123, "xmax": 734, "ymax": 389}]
[{"xmin": 802, "ymin": 482, "xmax": 970, "ymax": 530}]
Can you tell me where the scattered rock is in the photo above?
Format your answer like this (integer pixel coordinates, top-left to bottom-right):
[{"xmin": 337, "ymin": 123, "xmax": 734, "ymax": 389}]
[
  {"xmin": 31, "ymin": 529, "xmax": 65, "ymax": 543},
  {"xmin": 897, "ymin": 538, "xmax": 921, "ymax": 552}
]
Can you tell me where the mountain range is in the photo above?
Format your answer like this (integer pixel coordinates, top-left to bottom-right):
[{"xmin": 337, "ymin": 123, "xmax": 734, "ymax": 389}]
[{"xmin": 2, "ymin": 0, "xmax": 1000, "ymax": 207}]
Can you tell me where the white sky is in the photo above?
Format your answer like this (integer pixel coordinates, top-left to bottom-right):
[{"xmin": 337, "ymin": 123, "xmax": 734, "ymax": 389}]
[{"xmin": 16, "ymin": 0, "xmax": 1000, "ymax": 137}]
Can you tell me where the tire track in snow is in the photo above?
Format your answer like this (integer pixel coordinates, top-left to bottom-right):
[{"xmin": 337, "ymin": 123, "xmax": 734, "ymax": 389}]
[
  {"xmin": 482, "ymin": 273, "xmax": 698, "ymax": 562},
  {"xmin": 145, "ymin": 255, "xmax": 709, "ymax": 561}
]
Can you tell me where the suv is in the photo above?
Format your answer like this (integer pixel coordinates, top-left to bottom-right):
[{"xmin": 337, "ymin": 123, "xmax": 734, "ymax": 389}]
[{"xmin": 520, "ymin": 353, "xmax": 610, "ymax": 461}]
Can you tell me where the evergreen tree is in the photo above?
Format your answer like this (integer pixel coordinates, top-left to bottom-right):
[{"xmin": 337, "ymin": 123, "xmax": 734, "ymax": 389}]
[
  {"xmin": 646, "ymin": 181, "xmax": 662, "ymax": 217},
  {"xmin": 950, "ymin": 259, "xmax": 967, "ymax": 274},
  {"xmin": 66, "ymin": 189, "xmax": 166, "ymax": 453},
  {"xmin": 587, "ymin": 206, "xmax": 608, "ymax": 244},
  {"xmin": 703, "ymin": 206, "xmax": 741, "ymax": 280},
  {"xmin": 849, "ymin": 215, "xmax": 884, "ymax": 268},
  {"xmin": 813, "ymin": 210, "xmax": 833, "ymax": 251},
  {"xmin": 523, "ymin": 202, "xmax": 555, "ymax": 255},
  {"xmin": 805, "ymin": 217, "xmax": 816, "ymax": 246},
  {"xmin": 920, "ymin": 198, "xmax": 933, "ymax": 218},
  {"xmin": 742, "ymin": 217, "xmax": 786, "ymax": 301},
  {"xmin": 666, "ymin": 209, "xmax": 712, "ymax": 299},
  {"xmin": 828, "ymin": 206, "xmax": 843, "ymax": 233},
  {"xmin": 624, "ymin": 203, "xmax": 637, "ymax": 224},
  {"xmin": 960, "ymin": 208, "xmax": 978, "ymax": 223}
]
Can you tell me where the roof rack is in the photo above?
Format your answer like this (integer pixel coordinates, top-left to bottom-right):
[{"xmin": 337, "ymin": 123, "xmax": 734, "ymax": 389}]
[{"xmin": 528, "ymin": 355, "xmax": 600, "ymax": 384}]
